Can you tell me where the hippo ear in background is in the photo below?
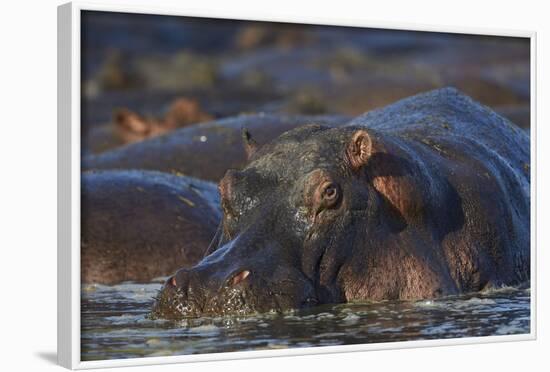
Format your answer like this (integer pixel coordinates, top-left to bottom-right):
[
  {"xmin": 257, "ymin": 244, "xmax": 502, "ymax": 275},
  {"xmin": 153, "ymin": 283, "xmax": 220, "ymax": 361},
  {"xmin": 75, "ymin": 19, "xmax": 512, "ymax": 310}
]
[
  {"xmin": 241, "ymin": 127, "xmax": 259, "ymax": 161},
  {"xmin": 114, "ymin": 108, "xmax": 150, "ymax": 135},
  {"xmin": 346, "ymin": 129, "xmax": 373, "ymax": 172}
]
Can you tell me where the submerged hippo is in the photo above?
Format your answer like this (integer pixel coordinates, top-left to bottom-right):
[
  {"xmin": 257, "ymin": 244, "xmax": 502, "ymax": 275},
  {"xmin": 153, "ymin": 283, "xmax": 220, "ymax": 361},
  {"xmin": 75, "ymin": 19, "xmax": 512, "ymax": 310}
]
[
  {"xmin": 83, "ymin": 113, "xmax": 349, "ymax": 182},
  {"xmin": 81, "ymin": 170, "xmax": 221, "ymax": 284},
  {"xmin": 151, "ymin": 88, "xmax": 530, "ymax": 319}
]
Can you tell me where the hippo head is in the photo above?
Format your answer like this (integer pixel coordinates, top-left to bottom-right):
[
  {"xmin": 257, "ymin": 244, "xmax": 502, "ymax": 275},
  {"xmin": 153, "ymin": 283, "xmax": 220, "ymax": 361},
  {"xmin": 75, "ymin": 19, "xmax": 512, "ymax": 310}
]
[{"xmin": 151, "ymin": 124, "xmax": 390, "ymax": 319}]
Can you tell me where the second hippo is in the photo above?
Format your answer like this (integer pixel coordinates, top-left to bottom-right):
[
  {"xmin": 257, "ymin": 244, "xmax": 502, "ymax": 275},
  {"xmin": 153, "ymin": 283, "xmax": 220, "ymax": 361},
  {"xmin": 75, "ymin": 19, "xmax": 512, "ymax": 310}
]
[
  {"xmin": 82, "ymin": 113, "xmax": 349, "ymax": 182},
  {"xmin": 81, "ymin": 170, "xmax": 221, "ymax": 284}
]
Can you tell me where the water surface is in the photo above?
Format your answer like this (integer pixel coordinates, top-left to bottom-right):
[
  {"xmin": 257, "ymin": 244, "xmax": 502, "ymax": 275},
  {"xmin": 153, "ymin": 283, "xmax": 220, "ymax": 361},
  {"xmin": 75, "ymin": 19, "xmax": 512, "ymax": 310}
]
[{"xmin": 81, "ymin": 283, "xmax": 530, "ymax": 361}]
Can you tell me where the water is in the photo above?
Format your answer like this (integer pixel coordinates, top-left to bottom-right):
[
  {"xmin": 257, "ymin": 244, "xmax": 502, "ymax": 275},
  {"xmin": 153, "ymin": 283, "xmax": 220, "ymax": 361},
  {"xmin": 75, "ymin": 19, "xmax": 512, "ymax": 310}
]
[{"xmin": 81, "ymin": 282, "xmax": 530, "ymax": 361}]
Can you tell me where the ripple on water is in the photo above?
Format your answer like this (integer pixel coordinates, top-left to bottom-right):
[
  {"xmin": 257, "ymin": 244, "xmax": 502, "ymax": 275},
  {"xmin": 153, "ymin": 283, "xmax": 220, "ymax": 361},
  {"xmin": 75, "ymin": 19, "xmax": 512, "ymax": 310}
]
[{"xmin": 80, "ymin": 284, "xmax": 531, "ymax": 361}]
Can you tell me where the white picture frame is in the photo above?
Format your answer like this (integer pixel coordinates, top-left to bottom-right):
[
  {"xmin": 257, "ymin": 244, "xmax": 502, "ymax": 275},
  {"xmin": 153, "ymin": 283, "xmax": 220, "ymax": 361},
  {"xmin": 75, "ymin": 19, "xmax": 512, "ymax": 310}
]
[{"xmin": 57, "ymin": 1, "xmax": 537, "ymax": 369}]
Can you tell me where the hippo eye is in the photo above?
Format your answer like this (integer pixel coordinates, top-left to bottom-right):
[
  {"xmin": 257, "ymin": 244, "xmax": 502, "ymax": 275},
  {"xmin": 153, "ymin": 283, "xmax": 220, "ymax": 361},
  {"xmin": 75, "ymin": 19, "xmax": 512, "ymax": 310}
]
[
  {"xmin": 320, "ymin": 181, "xmax": 340, "ymax": 207},
  {"xmin": 324, "ymin": 184, "xmax": 337, "ymax": 199}
]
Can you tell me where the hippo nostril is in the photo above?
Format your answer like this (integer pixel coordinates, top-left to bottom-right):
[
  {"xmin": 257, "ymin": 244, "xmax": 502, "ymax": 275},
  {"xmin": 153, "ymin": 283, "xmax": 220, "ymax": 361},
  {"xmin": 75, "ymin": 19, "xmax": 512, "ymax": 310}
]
[
  {"xmin": 230, "ymin": 270, "xmax": 250, "ymax": 286},
  {"xmin": 166, "ymin": 276, "xmax": 177, "ymax": 287}
]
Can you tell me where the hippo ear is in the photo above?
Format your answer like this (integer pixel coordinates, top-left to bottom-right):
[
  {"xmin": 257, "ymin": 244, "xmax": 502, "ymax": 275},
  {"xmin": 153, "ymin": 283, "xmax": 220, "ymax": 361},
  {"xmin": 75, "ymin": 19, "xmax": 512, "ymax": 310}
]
[
  {"xmin": 241, "ymin": 127, "xmax": 259, "ymax": 160},
  {"xmin": 114, "ymin": 108, "xmax": 149, "ymax": 134},
  {"xmin": 346, "ymin": 129, "xmax": 373, "ymax": 171}
]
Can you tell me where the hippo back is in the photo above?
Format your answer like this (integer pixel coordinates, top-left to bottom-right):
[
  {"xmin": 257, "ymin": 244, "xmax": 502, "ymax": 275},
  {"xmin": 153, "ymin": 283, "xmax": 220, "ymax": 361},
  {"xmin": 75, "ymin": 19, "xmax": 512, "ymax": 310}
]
[
  {"xmin": 83, "ymin": 113, "xmax": 350, "ymax": 182},
  {"xmin": 350, "ymin": 87, "xmax": 529, "ymax": 192},
  {"xmin": 81, "ymin": 170, "xmax": 222, "ymax": 284}
]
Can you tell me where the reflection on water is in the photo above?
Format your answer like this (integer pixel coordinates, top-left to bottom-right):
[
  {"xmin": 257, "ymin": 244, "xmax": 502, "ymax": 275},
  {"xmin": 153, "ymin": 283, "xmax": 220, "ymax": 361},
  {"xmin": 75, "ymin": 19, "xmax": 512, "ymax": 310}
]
[{"xmin": 81, "ymin": 283, "xmax": 530, "ymax": 361}]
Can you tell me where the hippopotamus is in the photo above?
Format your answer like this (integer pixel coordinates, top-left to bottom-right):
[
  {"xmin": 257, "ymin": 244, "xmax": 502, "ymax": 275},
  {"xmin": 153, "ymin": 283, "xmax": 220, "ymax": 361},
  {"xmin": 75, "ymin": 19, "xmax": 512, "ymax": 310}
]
[
  {"xmin": 112, "ymin": 97, "xmax": 212, "ymax": 144},
  {"xmin": 151, "ymin": 87, "xmax": 530, "ymax": 319},
  {"xmin": 82, "ymin": 114, "xmax": 349, "ymax": 182},
  {"xmin": 82, "ymin": 97, "xmax": 212, "ymax": 155},
  {"xmin": 81, "ymin": 170, "xmax": 221, "ymax": 284}
]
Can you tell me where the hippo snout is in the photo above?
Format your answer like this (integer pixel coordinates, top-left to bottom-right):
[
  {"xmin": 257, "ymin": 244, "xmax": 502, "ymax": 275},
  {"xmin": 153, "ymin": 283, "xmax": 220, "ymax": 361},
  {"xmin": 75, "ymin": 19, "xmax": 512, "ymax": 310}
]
[
  {"xmin": 150, "ymin": 249, "xmax": 317, "ymax": 320},
  {"xmin": 151, "ymin": 265, "xmax": 260, "ymax": 319},
  {"xmin": 150, "ymin": 209, "xmax": 319, "ymax": 320}
]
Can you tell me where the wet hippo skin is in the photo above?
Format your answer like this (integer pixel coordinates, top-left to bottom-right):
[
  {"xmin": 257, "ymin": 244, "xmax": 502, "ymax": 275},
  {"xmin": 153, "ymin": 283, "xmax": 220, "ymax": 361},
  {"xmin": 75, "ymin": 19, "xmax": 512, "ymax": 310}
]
[
  {"xmin": 82, "ymin": 113, "xmax": 350, "ymax": 182},
  {"xmin": 152, "ymin": 87, "xmax": 530, "ymax": 319},
  {"xmin": 81, "ymin": 170, "xmax": 221, "ymax": 284}
]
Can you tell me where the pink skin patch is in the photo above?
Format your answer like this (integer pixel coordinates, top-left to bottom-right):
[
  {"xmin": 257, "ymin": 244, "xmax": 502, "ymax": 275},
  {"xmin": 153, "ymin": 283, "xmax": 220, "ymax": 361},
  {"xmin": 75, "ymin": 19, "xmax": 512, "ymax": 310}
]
[{"xmin": 231, "ymin": 270, "xmax": 250, "ymax": 286}]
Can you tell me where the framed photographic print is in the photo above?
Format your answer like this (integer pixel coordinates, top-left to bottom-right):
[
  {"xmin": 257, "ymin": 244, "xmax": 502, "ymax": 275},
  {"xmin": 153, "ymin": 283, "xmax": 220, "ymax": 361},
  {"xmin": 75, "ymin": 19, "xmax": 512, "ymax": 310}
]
[{"xmin": 57, "ymin": 1, "xmax": 536, "ymax": 369}]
